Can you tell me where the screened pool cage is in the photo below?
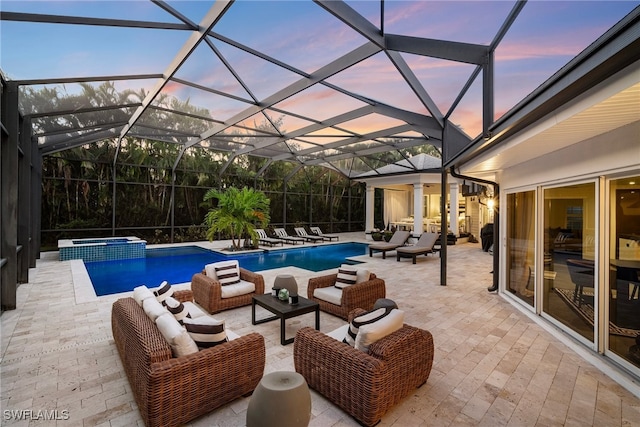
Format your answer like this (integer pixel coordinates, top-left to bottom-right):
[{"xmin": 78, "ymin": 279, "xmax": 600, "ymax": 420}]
[{"xmin": 3, "ymin": 1, "xmax": 636, "ymax": 310}]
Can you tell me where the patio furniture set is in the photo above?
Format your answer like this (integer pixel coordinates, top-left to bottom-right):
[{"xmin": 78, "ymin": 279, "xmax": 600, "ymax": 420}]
[{"xmin": 111, "ymin": 238, "xmax": 434, "ymax": 427}]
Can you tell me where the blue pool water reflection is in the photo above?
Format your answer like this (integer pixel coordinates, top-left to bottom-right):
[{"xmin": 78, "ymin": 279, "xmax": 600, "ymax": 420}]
[{"xmin": 85, "ymin": 242, "xmax": 367, "ymax": 296}]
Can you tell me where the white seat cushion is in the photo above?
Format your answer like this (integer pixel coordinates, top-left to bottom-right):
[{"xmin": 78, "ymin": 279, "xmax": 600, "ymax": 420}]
[
  {"xmin": 313, "ymin": 286, "xmax": 343, "ymax": 306},
  {"xmin": 183, "ymin": 301, "xmax": 208, "ymax": 318},
  {"xmin": 220, "ymin": 279, "xmax": 255, "ymax": 298}
]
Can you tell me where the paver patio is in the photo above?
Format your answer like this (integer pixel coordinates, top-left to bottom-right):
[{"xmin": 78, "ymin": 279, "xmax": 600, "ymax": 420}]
[{"xmin": 1, "ymin": 233, "xmax": 639, "ymax": 426}]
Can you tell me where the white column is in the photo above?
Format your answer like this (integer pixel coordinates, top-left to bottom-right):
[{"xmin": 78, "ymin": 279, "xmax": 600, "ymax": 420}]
[
  {"xmin": 449, "ymin": 182, "xmax": 459, "ymax": 236},
  {"xmin": 365, "ymin": 185, "xmax": 375, "ymax": 235},
  {"xmin": 413, "ymin": 183, "xmax": 424, "ymax": 236}
]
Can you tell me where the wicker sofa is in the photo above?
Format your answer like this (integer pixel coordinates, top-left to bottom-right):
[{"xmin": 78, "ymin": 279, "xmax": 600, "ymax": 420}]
[
  {"xmin": 293, "ymin": 308, "xmax": 434, "ymax": 427},
  {"xmin": 307, "ymin": 272, "xmax": 386, "ymax": 320},
  {"xmin": 192, "ymin": 266, "xmax": 265, "ymax": 314},
  {"xmin": 111, "ymin": 290, "xmax": 265, "ymax": 427}
]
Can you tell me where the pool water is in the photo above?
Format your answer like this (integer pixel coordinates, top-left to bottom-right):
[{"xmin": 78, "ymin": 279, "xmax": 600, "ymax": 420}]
[{"xmin": 85, "ymin": 243, "xmax": 367, "ymax": 296}]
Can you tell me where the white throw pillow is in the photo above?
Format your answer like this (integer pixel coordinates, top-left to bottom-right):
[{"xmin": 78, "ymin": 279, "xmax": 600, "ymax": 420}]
[
  {"xmin": 183, "ymin": 316, "xmax": 228, "ymax": 348},
  {"xmin": 204, "ymin": 260, "xmax": 239, "ymax": 283},
  {"xmin": 156, "ymin": 313, "xmax": 198, "ymax": 357},
  {"xmin": 355, "ymin": 309, "xmax": 404, "ymax": 352},
  {"xmin": 164, "ymin": 296, "xmax": 191, "ymax": 324},
  {"xmin": 143, "ymin": 296, "xmax": 168, "ymax": 321},
  {"xmin": 335, "ymin": 266, "xmax": 357, "ymax": 289},
  {"xmin": 343, "ymin": 307, "xmax": 391, "ymax": 347},
  {"xmin": 340, "ymin": 264, "xmax": 370, "ymax": 284},
  {"xmin": 153, "ymin": 281, "xmax": 174, "ymax": 304},
  {"xmin": 133, "ymin": 285, "xmax": 154, "ymax": 306}
]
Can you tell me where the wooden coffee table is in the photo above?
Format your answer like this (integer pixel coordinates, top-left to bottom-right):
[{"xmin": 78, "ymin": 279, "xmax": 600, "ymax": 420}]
[{"xmin": 252, "ymin": 294, "xmax": 320, "ymax": 345}]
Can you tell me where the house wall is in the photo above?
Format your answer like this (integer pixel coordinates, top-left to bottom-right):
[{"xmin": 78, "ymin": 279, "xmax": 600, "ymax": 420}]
[{"xmin": 497, "ymin": 119, "xmax": 640, "ymax": 394}]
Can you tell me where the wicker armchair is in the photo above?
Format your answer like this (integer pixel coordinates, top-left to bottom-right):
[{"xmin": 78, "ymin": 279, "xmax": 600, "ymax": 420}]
[
  {"xmin": 111, "ymin": 292, "xmax": 265, "ymax": 427},
  {"xmin": 294, "ymin": 308, "xmax": 434, "ymax": 427},
  {"xmin": 191, "ymin": 267, "xmax": 265, "ymax": 314},
  {"xmin": 307, "ymin": 272, "xmax": 385, "ymax": 320}
]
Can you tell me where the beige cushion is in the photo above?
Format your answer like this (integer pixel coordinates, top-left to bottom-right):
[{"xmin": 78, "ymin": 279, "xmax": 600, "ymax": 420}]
[
  {"xmin": 143, "ymin": 296, "xmax": 168, "ymax": 321},
  {"xmin": 220, "ymin": 279, "xmax": 255, "ymax": 298},
  {"xmin": 356, "ymin": 269, "xmax": 370, "ymax": 283},
  {"xmin": 155, "ymin": 313, "xmax": 198, "ymax": 357},
  {"xmin": 355, "ymin": 309, "xmax": 404, "ymax": 352},
  {"xmin": 133, "ymin": 285, "xmax": 154, "ymax": 306},
  {"xmin": 313, "ymin": 286, "xmax": 343, "ymax": 306}
]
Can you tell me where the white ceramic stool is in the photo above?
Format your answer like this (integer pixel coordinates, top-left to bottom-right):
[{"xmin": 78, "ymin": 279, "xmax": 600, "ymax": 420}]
[{"xmin": 246, "ymin": 371, "xmax": 311, "ymax": 427}]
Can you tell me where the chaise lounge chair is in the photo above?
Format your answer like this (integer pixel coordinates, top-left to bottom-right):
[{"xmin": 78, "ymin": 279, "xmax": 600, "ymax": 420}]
[
  {"xmin": 255, "ymin": 229, "xmax": 283, "ymax": 247},
  {"xmin": 294, "ymin": 227, "xmax": 324, "ymax": 242},
  {"xmin": 368, "ymin": 230, "xmax": 411, "ymax": 259},
  {"xmin": 396, "ymin": 232, "xmax": 439, "ymax": 264},
  {"xmin": 310, "ymin": 226, "xmax": 339, "ymax": 241},
  {"xmin": 274, "ymin": 228, "xmax": 306, "ymax": 245}
]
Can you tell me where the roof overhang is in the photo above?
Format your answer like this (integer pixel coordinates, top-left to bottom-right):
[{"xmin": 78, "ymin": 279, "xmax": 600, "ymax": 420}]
[{"xmin": 450, "ymin": 8, "xmax": 640, "ymax": 177}]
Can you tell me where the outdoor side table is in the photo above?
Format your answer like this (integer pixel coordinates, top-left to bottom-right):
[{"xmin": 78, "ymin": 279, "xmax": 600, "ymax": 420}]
[{"xmin": 252, "ymin": 293, "xmax": 320, "ymax": 345}]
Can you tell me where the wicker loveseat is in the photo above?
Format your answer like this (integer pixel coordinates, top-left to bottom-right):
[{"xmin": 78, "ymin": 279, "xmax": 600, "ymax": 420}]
[
  {"xmin": 111, "ymin": 290, "xmax": 265, "ymax": 427},
  {"xmin": 192, "ymin": 264, "xmax": 265, "ymax": 314},
  {"xmin": 307, "ymin": 271, "xmax": 386, "ymax": 320},
  {"xmin": 293, "ymin": 308, "xmax": 434, "ymax": 427}
]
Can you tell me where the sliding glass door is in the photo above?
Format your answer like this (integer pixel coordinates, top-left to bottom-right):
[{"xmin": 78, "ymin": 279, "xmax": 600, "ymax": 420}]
[
  {"xmin": 608, "ymin": 175, "xmax": 640, "ymax": 370},
  {"xmin": 542, "ymin": 183, "xmax": 596, "ymax": 343}
]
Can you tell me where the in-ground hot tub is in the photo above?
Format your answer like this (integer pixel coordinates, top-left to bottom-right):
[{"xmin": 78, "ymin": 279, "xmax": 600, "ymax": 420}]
[{"xmin": 58, "ymin": 236, "xmax": 147, "ymax": 262}]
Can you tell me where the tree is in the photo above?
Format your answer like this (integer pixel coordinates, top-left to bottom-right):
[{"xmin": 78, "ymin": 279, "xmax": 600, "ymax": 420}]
[{"xmin": 203, "ymin": 187, "xmax": 270, "ymax": 250}]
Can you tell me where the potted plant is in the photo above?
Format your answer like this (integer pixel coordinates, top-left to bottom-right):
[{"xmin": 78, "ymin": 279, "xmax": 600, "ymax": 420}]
[
  {"xmin": 383, "ymin": 230, "xmax": 394, "ymax": 242},
  {"xmin": 203, "ymin": 186, "xmax": 270, "ymax": 251},
  {"xmin": 371, "ymin": 228, "xmax": 383, "ymax": 241}
]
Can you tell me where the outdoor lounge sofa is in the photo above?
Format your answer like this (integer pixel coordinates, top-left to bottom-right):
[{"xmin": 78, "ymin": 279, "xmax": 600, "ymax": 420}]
[
  {"xmin": 368, "ymin": 230, "xmax": 411, "ymax": 259},
  {"xmin": 111, "ymin": 289, "xmax": 265, "ymax": 427},
  {"xmin": 294, "ymin": 308, "xmax": 434, "ymax": 427},
  {"xmin": 192, "ymin": 260, "xmax": 265, "ymax": 314},
  {"xmin": 396, "ymin": 232, "xmax": 439, "ymax": 264},
  {"xmin": 307, "ymin": 267, "xmax": 386, "ymax": 320}
]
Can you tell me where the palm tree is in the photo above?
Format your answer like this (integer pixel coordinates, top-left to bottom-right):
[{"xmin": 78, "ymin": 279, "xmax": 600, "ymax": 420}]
[{"xmin": 203, "ymin": 186, "xmax": 270, "ymax": 250}]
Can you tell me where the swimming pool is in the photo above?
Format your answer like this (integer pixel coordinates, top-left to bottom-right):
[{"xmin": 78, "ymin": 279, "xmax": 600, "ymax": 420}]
[{"xmin": 85, "ymin": 242, "xmax": 368, "ymax": 296}]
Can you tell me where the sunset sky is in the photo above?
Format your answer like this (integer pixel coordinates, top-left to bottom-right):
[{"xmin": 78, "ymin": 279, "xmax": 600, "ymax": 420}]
[{"xmin": 1, "ymin": 1, "xmax": 637, "ymax": 140}]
